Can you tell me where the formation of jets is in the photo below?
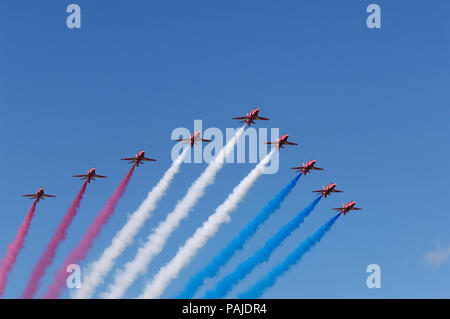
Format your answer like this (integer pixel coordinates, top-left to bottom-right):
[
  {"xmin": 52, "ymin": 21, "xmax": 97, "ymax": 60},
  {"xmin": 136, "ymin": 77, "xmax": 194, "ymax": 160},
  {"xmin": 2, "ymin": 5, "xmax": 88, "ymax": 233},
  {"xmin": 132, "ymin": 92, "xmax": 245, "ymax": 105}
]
[
  {"xmin": 290, "ymin": 159, "xmax": 361, "ymax": 215},
  {"xmin": 21, "ymin": 107, "xmax": 362, "ymax": 215}
]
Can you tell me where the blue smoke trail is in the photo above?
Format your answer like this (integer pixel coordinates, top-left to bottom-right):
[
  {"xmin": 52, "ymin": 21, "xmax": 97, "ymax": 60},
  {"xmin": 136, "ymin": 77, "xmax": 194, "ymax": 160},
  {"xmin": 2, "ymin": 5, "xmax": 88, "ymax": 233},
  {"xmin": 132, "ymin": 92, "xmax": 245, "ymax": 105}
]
[
  {"xmin": 177, "ymin": 174, "xmax": 302, "ymax": 299},
  {"xmin": 238, "ymin": 213, "xmax": 341, "ymax": 299},
  {"xmin": 204, "ymin": 195, "xmax": 323, "ymax": 299}
]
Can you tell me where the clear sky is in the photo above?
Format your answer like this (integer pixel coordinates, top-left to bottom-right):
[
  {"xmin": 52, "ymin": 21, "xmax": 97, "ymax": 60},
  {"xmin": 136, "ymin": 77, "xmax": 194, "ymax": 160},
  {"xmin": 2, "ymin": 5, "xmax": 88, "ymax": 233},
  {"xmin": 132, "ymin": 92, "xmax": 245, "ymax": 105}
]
[{"xmin": 1, "ymin": 1, "xmax": 449, "ymax": 298}]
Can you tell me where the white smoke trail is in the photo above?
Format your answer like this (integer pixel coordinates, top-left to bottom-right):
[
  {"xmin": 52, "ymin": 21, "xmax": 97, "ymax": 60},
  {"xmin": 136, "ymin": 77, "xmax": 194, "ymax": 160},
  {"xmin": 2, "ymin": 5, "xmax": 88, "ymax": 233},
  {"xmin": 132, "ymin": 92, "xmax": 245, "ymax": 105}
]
[
  {"xmin": 138, "ymin": 149, "xmax": 276, "ymax": 298},
  {"xmin": 73, "ymin": 148, "xmax": 189, "ymax": 299},
  {"xmin": 102, "ymin": 126, "xmax": 245, "ymax": 299}
]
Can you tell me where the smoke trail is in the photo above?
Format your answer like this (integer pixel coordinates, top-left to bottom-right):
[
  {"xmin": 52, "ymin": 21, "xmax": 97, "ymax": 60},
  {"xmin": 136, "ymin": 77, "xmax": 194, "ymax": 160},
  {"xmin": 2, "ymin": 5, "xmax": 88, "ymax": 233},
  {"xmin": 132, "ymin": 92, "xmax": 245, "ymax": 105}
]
[
  {"xmin": 204, "ymin": 196, "xmax": 322, "ymax": 299},
  {"xmin": 139, "ymin": 149, "xmax": 276, "ymax": 299},
  {"xmin": 238, "ymin": 213, "xmax": 341, "ymax": 299},
  {"xmin": 178, "ymin": 173, "xmax": 302, "ymax": 299},
  {"xmin": 102, "ymin": 126, "xmax": 245, "ymax": 299},
  {"xmin": 73, "ymin": 148, "xmax": 188, "ymax": 299},
  {"xmin": 0, "ymin": 200, "xmax": 38, "ymax": 297},
  {"xmin": 43, "ymin": 165, "xmax": 136, "ymax": 299},
  {"xmin": 23, "ymin": 182, "xmax": 88, "ymax": 299}
]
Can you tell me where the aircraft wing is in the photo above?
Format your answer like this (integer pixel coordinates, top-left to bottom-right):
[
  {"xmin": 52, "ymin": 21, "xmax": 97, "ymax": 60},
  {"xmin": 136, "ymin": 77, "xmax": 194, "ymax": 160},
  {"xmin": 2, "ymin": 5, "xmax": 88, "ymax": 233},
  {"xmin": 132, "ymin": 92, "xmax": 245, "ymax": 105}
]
[
  {"xmin": 290, "ymin": 166, "xmax": 302, "ymax": 169},
  {"xmin": 256, "ymin": 116, "xmax": 269, "ymax": 120},
  {"xmin": 73, "ymin": 174, "xmax": 87, "ymax": 178},
  {"xmin": 352, "ymin": 208, "xmax": 362, "ymax": 210},
  {"xmin": 333, "ymin": 190, "xmax": 343, "ymax": 193},
  {"xmin": 143, "ymin": 158, "xmax": 156, "ymax": 162},
  {"xmin": 94, "ymin": 174, "xmax": 107, "ymax": 178},
  {"xmin": 232, "ymin": 116, "xmax": 248, "ymax": 120},
  {"xmin": 332, "ymin": 208, "xmax": 342, "ymax": 210},
  {"xmin": 312, "ymin": 190, "xmax": 322, "ymax": 193},
  {"xmin": 201, "ymin": 139, "xmax": 212, "ymax": 142},
  {"xmin": 285, "ymin": 141, "xmax": 298, "ymax": 145},
  {"xmin": 121, "ymin": 157, "xmax": 136, "ymax": 161},
  {"xmin": 312, "ymin": 167, "xmax": 324, "ymax": 170},
  {"xmin": 22, "ymin": 194, "xmax": 36, "ymax": 197},
  {"xmin": 43, "ymin": 194, "xmax": 56, "ymax": 198},
  {"xmin": 176, "ymin": 138, "xmax": 191, "ymax": 142}
]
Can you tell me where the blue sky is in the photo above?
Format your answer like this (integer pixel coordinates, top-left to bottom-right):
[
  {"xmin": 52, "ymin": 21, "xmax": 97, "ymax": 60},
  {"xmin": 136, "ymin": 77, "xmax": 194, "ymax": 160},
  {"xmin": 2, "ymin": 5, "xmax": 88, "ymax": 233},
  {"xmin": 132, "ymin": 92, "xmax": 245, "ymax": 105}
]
[{"xmin": 1, "ymin": 0, "xmax": 449, "ymax": 298}]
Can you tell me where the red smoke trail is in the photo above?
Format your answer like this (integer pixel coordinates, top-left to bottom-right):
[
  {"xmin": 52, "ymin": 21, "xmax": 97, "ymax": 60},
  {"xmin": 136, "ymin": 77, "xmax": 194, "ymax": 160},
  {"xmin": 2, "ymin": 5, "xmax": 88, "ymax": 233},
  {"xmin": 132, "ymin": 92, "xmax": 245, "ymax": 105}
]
[
  {"xmin": 43, "ymin": 165, "xmax": 135, "ymax": 299},
  {"xmin": 22, "ymin": 182, "xmax": 88, "ymax": 299},
  {"xmin": 0, "ymin": 200, "xmax": 38, "ymax": 297}
]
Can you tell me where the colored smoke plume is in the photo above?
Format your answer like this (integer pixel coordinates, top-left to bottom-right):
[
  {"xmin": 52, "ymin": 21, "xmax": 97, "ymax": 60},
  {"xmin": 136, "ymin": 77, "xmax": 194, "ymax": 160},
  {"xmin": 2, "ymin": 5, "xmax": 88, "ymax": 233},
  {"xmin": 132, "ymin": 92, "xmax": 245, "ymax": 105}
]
[
  {"xmin": 0, "ymin": 200, "xmax": 38, "ymax": 297},
  {"xmin": 22, "ymin": 182, "xmax": 88, "ymax": 299},
  {"xmin": 140, "ymin": 149, "xmax": 275, "ymax": 298},
  {"xmin": 239, "ymin": 213, "xmax": 341, "ymax": 298},
  {"xmin": 178, "ymin": 173, "xmax": 301, "ymax": 298},
  {"xmin": 74, "ymin": 149, "xmax": 188, "ymax": 299},
  {"xmin": 103, "ymin": 126, "xmax": 245, "ymax": 299},
  {"xmin": 43, "ymin": 165, "xmax": 135, "ymax": 298},
  {"xmin": 205, "ymin": 196, "xmax": 322, "ymax": 298}
]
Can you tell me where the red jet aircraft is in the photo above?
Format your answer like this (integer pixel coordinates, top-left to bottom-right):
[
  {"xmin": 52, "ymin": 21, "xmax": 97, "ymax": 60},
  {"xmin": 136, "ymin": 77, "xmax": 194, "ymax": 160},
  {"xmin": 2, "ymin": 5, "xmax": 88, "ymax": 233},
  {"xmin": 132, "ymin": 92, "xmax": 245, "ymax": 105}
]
[
  {"xmin": 266, "ymin": 134, "xmax": 298, "ymax": 149},
  {"xmin": 176, "ymin": 131, "xmax": 212, "ymax": 148},
  {"xmin": 121, "ymin": 150, "xmax": 156, "ymax": 167},
  {"xmin": 312, "ymin": 183, "xmax": 343, "ymax": 198},
  {"xmin": 73, "ymin": 168, "xmax": 107, "ymax": 183},
  {"xmin": 332, "ymin": 201, "xmax": 362, "ymax": 215},
  {"xmin": 291, "ymin": 160, "xmax": 323, "ymax": 175},
  {"xmin": 232, "ymin": 108, "xmax": 269, "ymax": 126},
  {"xmin": 23, "ymin": 188, "xmax": 55, "ymax": 202}
]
